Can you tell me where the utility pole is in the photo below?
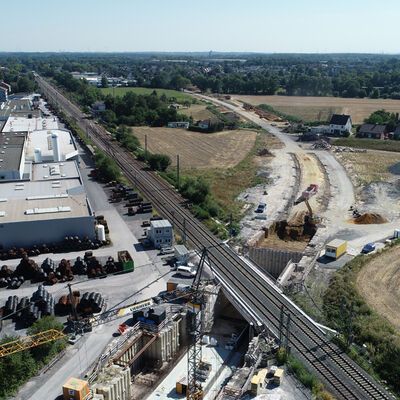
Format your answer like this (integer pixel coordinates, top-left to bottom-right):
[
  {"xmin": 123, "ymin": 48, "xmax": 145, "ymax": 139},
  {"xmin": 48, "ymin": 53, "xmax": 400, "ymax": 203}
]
[
  {"xmin": 183, "ymin": 217, "xmax": 187, "ymax": 245},
  {"xmin": 67, "ymin": 283, "xmax": 79, "ymax": 332},
  {"xmin": 145, "ymin": 134, "xmax": 148, "ymax": 158},
  {"xmin": 176, "ymin": 154, "xmax": 180, "ymax": 189},
  {"xmin": 279, "ymin": 305, "xmax": 291, "ymax": 354}
]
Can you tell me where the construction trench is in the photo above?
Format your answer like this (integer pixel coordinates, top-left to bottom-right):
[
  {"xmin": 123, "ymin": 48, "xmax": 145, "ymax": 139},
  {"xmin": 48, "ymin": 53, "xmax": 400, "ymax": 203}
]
[{"xmin": 80, "ymin": 283, "xmax": 284, "ymax": 400}]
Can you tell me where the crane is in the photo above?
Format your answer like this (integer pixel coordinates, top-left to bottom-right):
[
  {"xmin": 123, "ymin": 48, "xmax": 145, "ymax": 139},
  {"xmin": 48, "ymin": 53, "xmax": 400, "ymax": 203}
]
[
  {"xmin": 0, "ymin": 284, "xmax": 193, "ymax": 358},
  {"xmin": 293, "ymin": 184, "xmax": 319, "ymax": 222},
  {"xmin": 186, "ymin": 247, "xmax": 209, "ymax": 400}
]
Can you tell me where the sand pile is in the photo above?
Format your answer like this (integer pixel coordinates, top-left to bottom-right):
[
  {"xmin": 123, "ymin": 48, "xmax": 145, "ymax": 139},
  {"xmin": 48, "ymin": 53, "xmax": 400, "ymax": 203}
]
[{"xmin": 353, "ymin": 212, "xmax": 387, "ymax": 225}]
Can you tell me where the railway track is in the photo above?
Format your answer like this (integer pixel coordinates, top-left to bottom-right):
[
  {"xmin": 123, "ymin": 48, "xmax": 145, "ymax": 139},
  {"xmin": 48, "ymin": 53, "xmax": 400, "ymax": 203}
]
[{"xmin": 36, "ymin": 75, "xmax": 393, "ymax": 400}]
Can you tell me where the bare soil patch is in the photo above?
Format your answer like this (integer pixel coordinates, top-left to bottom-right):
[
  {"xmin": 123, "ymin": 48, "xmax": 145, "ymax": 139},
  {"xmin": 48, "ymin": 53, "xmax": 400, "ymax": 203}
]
[
  {"xmin": 132, "ymin": 127, "xmax": 257, "ymax": 169},
  {"xmin": 357, "ymin": 245, "xmax": 400, "ymax": 332},
  {"xmin": 232, "ymin": 95, "xmax": 400, "ymax": 124},
  {"xmin": 336, "ymin": 151, "xmax": 400, "ymax": 187}
]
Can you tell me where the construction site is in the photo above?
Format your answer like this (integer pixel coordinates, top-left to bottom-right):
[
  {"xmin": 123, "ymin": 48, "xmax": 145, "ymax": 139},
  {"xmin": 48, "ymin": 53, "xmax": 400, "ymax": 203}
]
[
  {"xmin": 1, "ymin": 245, "xmax": 303, "ymax": 400},
  {"xmin": 0, "ymin": 74, "xmax": 397, "ymax": 400}
]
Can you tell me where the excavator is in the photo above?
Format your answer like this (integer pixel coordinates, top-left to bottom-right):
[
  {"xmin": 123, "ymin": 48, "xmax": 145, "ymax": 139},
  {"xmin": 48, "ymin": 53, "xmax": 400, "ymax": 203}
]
[{"xmin": 293, "ymin": 184, "xmax": 319, "ymax": 224}]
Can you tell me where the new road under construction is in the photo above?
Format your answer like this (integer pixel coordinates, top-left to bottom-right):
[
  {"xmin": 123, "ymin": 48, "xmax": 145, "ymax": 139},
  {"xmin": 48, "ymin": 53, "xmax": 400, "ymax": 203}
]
[{"xmin": 35, "ymin": 74, "xmax": 393, "ymax": 400}]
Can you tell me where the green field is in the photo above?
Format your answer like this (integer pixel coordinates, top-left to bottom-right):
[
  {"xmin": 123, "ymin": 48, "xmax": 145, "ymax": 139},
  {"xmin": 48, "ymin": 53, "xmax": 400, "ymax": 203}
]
[
  {"xmin": 333, "ymin": 137, "xmax": 400, "ymax": 152},
  {"xmin": 100, "ymin": 87, "xmax": 194, "ymax": 102}
]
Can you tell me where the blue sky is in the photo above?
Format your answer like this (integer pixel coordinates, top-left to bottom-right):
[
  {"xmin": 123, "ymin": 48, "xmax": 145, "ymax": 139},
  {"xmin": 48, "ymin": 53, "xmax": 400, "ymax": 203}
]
[{"xmin": 2, "ymin": 0, "xmax": 399, "ymax": 53}]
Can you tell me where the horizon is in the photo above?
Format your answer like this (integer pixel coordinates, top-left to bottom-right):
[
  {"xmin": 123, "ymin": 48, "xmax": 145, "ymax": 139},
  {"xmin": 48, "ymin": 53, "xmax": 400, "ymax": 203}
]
[{"xmin": 2, "ymin": 0, "xmax": 400, "ymax": 53}]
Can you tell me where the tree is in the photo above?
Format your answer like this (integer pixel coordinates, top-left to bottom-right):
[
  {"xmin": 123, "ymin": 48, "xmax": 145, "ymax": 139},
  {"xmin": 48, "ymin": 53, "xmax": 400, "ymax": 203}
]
[
  {"xmin": 147, "ymin": 153, "xmax": 171, "ymax": 171},
  {"xmin": 15, "ymin": 75, "xmax": 35, "ymax": 93},
  {"xmin": 370, "ymin": 88, "xmax": 380, "ymax": 99},
  {"xmin": 95, "ymin": 152, "xmax": 121, "ymax": 181},
  {"xmin": 27, "ymin": 316, "xmax": 66, "ymax": 364},
  {"xmin": 101, "ymin": 75, "xmax": 108, "ymax": 88},
  {"xmin": 0, "ymin": 340, "xmax": 37, "ymax": 399}
]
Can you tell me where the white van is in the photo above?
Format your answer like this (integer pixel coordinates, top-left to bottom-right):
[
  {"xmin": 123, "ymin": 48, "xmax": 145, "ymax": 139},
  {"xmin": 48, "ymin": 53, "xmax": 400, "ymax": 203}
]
[{"xmin": 177, "ymin": 265, "xmax": 196, "ymax": 278}]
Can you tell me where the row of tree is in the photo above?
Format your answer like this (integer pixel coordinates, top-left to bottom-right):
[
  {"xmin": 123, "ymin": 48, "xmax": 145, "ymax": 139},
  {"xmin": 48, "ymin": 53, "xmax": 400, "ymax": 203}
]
[
  {"xmin": 0, "ymin": 317, "xmax": 66, "ymax": 399},
  {"xmin": 4, "ymin": 53, "xmax": 400, "ymax": 100}
]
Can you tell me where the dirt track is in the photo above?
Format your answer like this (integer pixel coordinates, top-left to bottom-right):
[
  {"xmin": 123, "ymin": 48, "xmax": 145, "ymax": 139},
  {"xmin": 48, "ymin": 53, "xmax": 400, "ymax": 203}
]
[
  {"xmin": 290, "ymin": 153, "xmax": 327, "ymax": 217},
  {"xmin": 357, "ymin": 245, "xmax": 400, "ymax": 332}
]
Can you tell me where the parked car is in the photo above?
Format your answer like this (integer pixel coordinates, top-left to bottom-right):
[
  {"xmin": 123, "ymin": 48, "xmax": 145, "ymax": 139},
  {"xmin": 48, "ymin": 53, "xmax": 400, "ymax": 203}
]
[
  {"xmin": 255, "ymin": 203, "xmax": 267, "ymax": 213},
  {"xmin": 160, "ymin": 246, "xmax": 174, "ymax": 255},
  {"xmin": 177, "ymin": 265, "xmax": 196, "ymax": 278},
  {"xmin": 361, "ymin": 243, "xmax": 376, "ymax": 254}
]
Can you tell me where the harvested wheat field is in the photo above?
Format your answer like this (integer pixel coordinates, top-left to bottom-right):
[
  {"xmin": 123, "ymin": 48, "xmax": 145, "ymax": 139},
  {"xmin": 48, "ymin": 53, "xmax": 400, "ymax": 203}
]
[
  {"xmin": 232, "ymin": 95, "xmax": 400, "ymax": 124},
  {"xmin": 357, "ymin": 245, "xmax": 400, "ymax": 332},
  {"xmin": 132, "ymin": 127, "xmax": 257, "ymax": 169}
]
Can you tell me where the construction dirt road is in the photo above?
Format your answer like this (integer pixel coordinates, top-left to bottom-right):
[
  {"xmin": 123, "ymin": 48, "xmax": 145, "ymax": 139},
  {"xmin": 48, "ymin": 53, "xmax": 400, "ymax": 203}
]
[{"xmin": 357, "ymin": 245, "xmax": 400, "ymax": 332}]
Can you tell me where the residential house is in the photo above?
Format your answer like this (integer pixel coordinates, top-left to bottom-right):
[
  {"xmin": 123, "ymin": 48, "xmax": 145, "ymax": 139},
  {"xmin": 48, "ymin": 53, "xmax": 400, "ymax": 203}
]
[
  {"xmin": 328, "ymin": 114, "xmax": 352, "ymax": 136},
  {"xmin": 147, "ymin": 219, "xmax": 173, "ymax": 249},
  {"xmin": 357, "ymin": 124, "xmax": 388, "ymax": 140}
]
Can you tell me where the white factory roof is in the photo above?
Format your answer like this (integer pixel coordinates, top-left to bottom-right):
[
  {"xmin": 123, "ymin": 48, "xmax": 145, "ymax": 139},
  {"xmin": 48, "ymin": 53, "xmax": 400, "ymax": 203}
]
[
  {"xmin": 0, "ymin": 177, "xmax": 91, "ymax": 223},
  {"xmin": 26, "ymin": 129, "xmax": 78, "ymax": 162},
  {"xmin": 2, "ymin": 116, "xmax": 59, "ymax": 133},
  {"xmin": 151, "ymin": 219, "xmax": 172, "ymax": 229},
  {"xmin": 31, "ymin": 160, "xmax": 80, "ymax": 181}
]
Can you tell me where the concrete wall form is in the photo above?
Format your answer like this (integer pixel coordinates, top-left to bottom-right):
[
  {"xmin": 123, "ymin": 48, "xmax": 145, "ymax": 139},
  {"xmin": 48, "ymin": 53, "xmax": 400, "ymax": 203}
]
[
  {"xmin": 248, "ymin": 247, "xmax": 303, "ymax": 279},
  {"xmin": 93, "ymin": 365, "xmax": 131, "ymax": 400}
]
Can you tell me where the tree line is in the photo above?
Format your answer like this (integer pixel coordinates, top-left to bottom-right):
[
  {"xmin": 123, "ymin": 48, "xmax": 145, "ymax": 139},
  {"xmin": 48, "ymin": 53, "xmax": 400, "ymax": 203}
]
[{"xmin": 3, "ymin": 53, "xmax": 400, "ymax": 100}]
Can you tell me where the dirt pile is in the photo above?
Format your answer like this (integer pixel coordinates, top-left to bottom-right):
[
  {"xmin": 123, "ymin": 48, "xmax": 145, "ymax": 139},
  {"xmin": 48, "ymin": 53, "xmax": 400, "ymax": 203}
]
[
  {"xmin": 264, "ymin": 211, "xmax": 317, "ymax": 242},
  {"xmin": 353, "ymin": 212, "xmax": 387, "ymax": 225}
]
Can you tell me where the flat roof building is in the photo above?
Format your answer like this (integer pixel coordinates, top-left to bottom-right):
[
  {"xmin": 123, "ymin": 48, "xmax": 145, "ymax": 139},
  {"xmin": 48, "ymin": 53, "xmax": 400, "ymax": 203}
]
[
  {"xmin": 0, "ymin": 132, "xmax": 26, "ymax": 181},
  {"xmin": 0, "ymin": 160, "xmax": 95, "ymax": 249},
  {"xmin": 2, "ymin": 116, "xmax": 59, "ymax": 133}
]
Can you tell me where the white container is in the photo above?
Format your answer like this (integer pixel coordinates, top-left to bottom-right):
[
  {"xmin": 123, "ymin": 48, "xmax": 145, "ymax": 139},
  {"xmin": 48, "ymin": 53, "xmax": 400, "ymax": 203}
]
[
  {"xmin": 96, "ymin": 224, "xmax": 106, "ymax": 241},
  {"xmin": 394, "ymin": 229, "xmax": 400, "ymax": 239}
]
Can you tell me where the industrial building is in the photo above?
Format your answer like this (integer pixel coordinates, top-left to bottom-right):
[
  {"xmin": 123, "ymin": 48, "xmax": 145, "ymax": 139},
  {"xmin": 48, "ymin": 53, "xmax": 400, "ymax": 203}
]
[
  {"xmin": 0, "ymin": 161, "xmax": 95, "ymax": 249},
  {"xmin": 0, "ymin": 92, "xmax": 95, "ymax": 250}
]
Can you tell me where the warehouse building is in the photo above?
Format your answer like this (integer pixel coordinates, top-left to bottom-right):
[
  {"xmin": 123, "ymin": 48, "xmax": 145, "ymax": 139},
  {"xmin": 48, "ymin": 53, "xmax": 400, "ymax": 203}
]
[
  {"xmin": 0, "ymin": 93, "xmax": 94, "ymax": 250},
  {"xmin": 0, "ymin": 160, "xmax": 95, "ymax": 249}
]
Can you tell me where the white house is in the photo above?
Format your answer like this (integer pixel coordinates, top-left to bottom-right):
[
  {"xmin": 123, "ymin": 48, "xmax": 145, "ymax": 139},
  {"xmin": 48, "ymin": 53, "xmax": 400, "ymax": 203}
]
[{"xmin": 328, "ymin": 114, "xmax": 352, "ymax": 136}]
